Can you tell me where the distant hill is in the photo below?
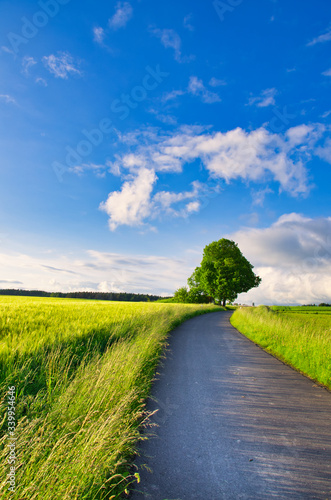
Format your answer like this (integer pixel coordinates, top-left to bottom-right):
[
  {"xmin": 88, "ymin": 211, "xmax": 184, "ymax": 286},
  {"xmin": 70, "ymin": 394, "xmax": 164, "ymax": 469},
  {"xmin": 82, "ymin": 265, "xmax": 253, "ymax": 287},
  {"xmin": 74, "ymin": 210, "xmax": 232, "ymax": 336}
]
[{"xmin": 0, "ymin": 289, "xmax": 168, "ymax": 302}]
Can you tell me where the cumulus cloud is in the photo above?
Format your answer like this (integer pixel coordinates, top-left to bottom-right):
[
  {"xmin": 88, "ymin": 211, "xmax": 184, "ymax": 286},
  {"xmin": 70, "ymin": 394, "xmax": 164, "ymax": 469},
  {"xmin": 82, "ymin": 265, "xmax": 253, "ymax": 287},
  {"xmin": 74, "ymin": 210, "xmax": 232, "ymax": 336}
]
[
  {"xmin": 42, "ymin": 52, "xmax": 82, "ymax": 79},
  {"xmin": 98, "ymin": 123, "xmax": 328, "ymax": 230},
  {"xmin": 109, "ymin": 2, "xmax": 133, "ymax": 30},
  {"xmin": 248, "ymin": 88, "xmax": 277, "ymax": 108},
  {"xmin": 228, "ymin": 214, "xmax": 331, "ymax": 305},
  {"xmin": 307, "ymin": 26, "xmax": 331, "ymax": 46},
  {"xmin": 99, "ymin": 168, "xmax": 157, "ymax": 230},
  {"xmin": 3, "ymin": 213, "xmax": 331, "ymax": 303}
]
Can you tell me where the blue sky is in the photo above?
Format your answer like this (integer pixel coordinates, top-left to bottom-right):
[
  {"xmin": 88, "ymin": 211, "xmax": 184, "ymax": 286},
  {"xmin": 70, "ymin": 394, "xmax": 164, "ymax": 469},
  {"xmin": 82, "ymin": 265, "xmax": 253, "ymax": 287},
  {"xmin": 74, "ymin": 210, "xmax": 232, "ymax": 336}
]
[{"xmin": 0, "ymin": 0, "xmax": 331, "ymax": 304}]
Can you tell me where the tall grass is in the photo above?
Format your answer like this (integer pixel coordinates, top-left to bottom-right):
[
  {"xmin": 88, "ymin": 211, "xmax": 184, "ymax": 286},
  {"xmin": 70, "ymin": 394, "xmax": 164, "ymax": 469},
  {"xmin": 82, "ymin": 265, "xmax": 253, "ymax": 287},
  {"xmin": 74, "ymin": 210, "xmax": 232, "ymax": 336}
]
[
  {"xmin": 0, "ymin": 296, "xmax": 222, "ymax": 499},
  {"xmin": 231, "ymin": 306, "xmax": 331, "ymax": 390}
]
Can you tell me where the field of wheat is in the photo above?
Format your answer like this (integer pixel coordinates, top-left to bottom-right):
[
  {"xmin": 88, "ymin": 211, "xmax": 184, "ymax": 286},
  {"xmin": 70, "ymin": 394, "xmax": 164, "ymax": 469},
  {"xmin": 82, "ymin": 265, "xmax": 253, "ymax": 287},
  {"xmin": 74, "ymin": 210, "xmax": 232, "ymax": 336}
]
[{"xmin": 0, "ymin": 296, "xmax": 221, "ymax": 499}]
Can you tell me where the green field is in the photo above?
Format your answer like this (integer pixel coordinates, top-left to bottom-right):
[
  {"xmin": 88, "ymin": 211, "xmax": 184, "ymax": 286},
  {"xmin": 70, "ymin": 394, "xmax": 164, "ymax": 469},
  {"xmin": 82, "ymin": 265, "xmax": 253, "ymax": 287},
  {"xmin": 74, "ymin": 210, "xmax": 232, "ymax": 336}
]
[
  {"xmin": 0, "ymin": 296, "xmax": 222, "ymax": 499},
  {"xmin": 231, "ymin": 305, "xmax": 331, "ymax": 390}
]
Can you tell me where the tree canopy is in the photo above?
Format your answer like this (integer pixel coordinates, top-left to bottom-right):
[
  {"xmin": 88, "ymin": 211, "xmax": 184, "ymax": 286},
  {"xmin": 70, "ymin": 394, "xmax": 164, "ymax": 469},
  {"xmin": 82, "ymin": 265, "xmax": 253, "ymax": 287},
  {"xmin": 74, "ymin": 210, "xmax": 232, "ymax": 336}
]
[{"xmin": 188, "ymin": 238, "xmax": 261, "ymax": 306}]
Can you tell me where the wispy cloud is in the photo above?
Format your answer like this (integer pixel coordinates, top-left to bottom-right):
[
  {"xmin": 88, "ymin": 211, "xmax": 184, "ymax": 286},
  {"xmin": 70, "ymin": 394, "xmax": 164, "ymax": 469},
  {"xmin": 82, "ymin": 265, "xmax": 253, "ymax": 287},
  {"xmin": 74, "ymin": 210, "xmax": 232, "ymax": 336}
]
[
  {"xmin": 70, "ymin": 163, "xmax": 108, "ymax": 177},
  {"xmin": 183, "ymin": 14, "xmax": 194, "ymax": 31},
  {"xmin": 162, "ymin": 89, "xmax": 186, "ymax": 102},
  {"xmin": 150, "ymin": 27, "xmax": 194, "ymax": 63},
  {"xmin": 188, "ymin": 76, "xmax": 221, "ymax": 103},
  {"xmin": 0, "ymin": 94, "xmax": 16, "ymax": 105},
  {"xmin": 93, "ymin": 26, "xmax": 105, "ymax": 44},
  {"xmin": 161, "ymin": 76, "xmax": 221, "ymax": 104},
  {"xmin": 248, "ymin": 88, "xmax": 277, "ymax": 107},
  {"xmin": 209, "ymin": 77, "xmax": 226, "ymax": 87},
  {"xmin": 307, "ymin": 26, "xmax": 331, "ymax": 46},
  {"xmin": 322, "ymin": 68, "xmax": 331, "ymax": 77},
  {"xmin": 35, "ymin": 77, "xmax": 48, "ymax": 87},
  {"xmin": 0, "ymin": 249, "xmax": 194, "ymax": 296},
  {"xmin": 42, "ymin": 52, "xmax": 82, "ymax": 79},
  {"xmin": 108, "ymin": 2, "xmax": 133, "ymax": 30},
  {"xmin": 0, "ymin": 280, "xmax": 23, "ymax": 285},
  {"xmin": 22, "ymin": 56, "xmax": 37, "ymax": 76},
  {"xmin": 148, "ymin": 108, "xmax": 178, "ymax": 125}
]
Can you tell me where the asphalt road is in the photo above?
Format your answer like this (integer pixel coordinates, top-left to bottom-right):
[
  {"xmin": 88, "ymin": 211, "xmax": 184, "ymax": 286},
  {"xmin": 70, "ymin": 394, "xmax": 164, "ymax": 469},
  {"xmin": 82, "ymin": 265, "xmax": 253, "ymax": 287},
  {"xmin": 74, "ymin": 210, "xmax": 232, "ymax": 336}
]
[{"xmin": 130, "ymin": 311, "xmax": 331, "ymax": 500}]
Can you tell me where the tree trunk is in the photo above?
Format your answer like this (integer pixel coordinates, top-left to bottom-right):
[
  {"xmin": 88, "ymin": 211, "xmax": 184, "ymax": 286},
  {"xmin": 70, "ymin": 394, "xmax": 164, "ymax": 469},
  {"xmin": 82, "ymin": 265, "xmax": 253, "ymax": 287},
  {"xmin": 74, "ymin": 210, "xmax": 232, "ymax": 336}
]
[{"xmin": 222, "ymin": 298, "xmax": 226, "ymax": 307}]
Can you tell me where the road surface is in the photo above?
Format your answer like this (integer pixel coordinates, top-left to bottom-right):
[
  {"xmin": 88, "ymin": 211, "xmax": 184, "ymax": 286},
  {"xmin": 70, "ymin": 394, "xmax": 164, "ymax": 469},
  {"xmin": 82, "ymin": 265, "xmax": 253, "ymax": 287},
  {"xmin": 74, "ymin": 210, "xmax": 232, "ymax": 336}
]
[{"xmin": 130, "ymin": 311, "xmax": 331, "ymax": 500}]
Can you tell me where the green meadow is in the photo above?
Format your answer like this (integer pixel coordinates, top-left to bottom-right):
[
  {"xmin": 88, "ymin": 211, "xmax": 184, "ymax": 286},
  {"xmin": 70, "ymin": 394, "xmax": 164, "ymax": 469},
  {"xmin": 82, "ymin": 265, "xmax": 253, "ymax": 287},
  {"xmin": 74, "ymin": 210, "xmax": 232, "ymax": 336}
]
[
  {"xmin": 0, "ymin": 296, "xmax": 222, "ymax": 499},
  {"xmin": 231, "ymin": 305, "xmax": 331, "ymax": 390}
]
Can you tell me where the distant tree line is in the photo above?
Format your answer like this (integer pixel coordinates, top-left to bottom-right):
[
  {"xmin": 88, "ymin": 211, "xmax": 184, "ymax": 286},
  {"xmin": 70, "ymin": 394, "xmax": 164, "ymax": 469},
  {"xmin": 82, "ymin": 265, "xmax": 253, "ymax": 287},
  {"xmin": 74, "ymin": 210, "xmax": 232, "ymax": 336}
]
[
  {"xmin": 0, "ymin": 289, "xmax": 166, "ymax": 302},
  {"xmin": 303, "ymin": 303, "xmax": 331, "ymax": 307}
]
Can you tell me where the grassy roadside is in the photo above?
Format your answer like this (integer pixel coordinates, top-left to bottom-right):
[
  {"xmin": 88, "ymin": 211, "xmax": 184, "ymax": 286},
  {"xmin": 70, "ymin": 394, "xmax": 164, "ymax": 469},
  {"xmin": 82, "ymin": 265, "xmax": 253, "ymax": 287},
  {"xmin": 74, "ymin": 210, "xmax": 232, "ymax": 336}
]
[
  {"xmin": 230, "ymin": 306, "xmax": 331, "ymax": 390},
  {"xmin": 0, "ymin": 296, "xmax": 223, "ymax": 499}
]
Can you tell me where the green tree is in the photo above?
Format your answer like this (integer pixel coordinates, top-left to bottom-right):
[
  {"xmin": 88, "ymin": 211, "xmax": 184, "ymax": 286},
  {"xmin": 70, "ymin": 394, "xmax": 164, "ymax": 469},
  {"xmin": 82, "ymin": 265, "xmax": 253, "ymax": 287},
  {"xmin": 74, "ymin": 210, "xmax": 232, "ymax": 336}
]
[
  {"xmin": 188, "ymin": 238, "xmax": 261, "ymax": 306},
  {"xmin": 173, "ymin": 286, "xmax": 190, "ymax": 303}
]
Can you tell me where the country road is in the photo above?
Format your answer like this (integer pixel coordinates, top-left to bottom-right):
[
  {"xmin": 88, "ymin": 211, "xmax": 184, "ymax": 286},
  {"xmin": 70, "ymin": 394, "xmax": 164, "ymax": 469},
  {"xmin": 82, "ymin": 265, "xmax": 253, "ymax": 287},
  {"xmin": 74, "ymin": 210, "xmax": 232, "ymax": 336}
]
[{"xmin": 130, "ymin": 311, "xmax": 331, "ymax": 500}]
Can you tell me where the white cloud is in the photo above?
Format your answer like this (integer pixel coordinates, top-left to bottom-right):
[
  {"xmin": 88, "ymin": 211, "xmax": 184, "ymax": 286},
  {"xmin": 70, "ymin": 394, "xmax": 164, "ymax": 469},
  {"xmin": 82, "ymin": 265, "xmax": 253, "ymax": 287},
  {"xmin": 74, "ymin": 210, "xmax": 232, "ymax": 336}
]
[
  {"xmin": 321, "ymin": 110, "xmax": 331, "ymax": 119},
  {"xmin": 307, "ymin": 26, "xmax": 331, "ymax": 46},
  {"xmin": 0, "ymin": 94, "xmax": 16, "ymax": 105},
  {"xmin": 97, "ymin": 123, "xmax": 328, "ymax": 230},
  {"xmin": 188, "ymin": 76, "xmax": 221, "ymax": 103},
  {"xmin": 162, "ymin": 89, "xmax": 186, "ymax": 102},
  {"xmin": 322, "ymin": 68, "xmax": 331, "ymax": 77},
  {"xmin": 251, "ymin": 187, "xmax": 273, "ymax": 206},
  {"xmin": 42, "ymin": 52, "xmax": 82, "ymax": 79},
  {"xmin": 115, "ymin": 124, "xmax": 323, "ymax": 192},
  {"xmin": 248, "ymin": 88, "xmax": 277, "ymax": 108},
  {"xmin": 70, "ymin": 163, "xmax": 108, "ymax": 177},
  {"xmin": 93, "ymin": 26, "xmax": 105, "ymax": 43},
  {"xmin": 22, "ymin": 56, "xmax": 37, "ymax": 75},
  {"xmin": 99, "ymin": 167, "xmax": 157, "ymax": 230},
  {"xmin": 316, "ymin": 137, "xmax": 331, "ymax": 163},
  {"xmin": 0, "ymin": 249, "xmax": 196, "ymax": 296},
  {"xmin": 161, "ymin": 76, "xmax": 221, "ymax": 104},
  {"xmin": 228, "ymin": 214, "xmax": 331, "ymax": 305},
  {"xmin": 209, "ymin": 77, "xmax": 226, "ymax": 87},
  {"xmin": 35, "ymin": 77, "xmax": 48, "ymax": 87},
  {"xmin": 148, "ymin": 108, "xmax": 178, "ymax": 125},
  {"xmin": 108, "ymin": 2, "xmax": 133, "ymax": 30},
  {"xmin": 3, "ymin": 213, "xmax": 331, "ymax": 303},
  {"xmin": 150, "ymin": 27, "xmax": 194, "ymax": 63},
  {"xmin": 183, "ymin": 14, "xmax": 194, "ymax": 31}
]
